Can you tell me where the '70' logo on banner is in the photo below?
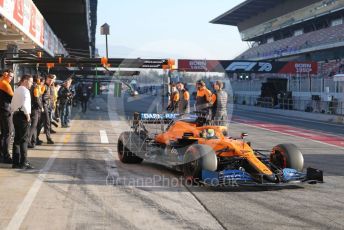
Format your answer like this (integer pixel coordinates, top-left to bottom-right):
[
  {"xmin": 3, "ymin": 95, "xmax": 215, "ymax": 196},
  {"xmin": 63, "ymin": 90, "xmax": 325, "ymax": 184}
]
[{"xmin": 226, "ymin": 62, "xmax": 272, "ymax": 72}]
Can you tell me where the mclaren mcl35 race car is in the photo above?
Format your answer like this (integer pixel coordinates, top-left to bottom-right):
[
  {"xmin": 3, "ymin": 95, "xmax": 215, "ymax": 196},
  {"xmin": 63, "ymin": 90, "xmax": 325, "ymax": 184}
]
[{"xmin": 117, "ymin": 112, "xmax": 323, "ymax": 186}]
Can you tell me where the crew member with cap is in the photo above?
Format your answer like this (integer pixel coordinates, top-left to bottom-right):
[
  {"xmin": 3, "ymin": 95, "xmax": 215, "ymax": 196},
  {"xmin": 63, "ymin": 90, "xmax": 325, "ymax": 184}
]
[
  {"xmin": 177, "ymin": 82, "xmax": 190, "ymax": 114},
  {"xmin": 37, "ymin": 74, "xmax": 54, "ymax": 144},
  {"xmin": 211, "ymin": 80, "xmax": 228, "ymax": 126},
  {"xmin": 0, "ymin": 69, "xmax": 14, "ymax": 163},
  {"xmin": 10, "ymin": 74, "xmax": 34, "ymax": 169},
  {"xmin": 28, "ymin": 75, "xmax": 43, "ymax": 148},
  {"xmin": 195, "ymin": 80, "xmax": 212, "ymax": 117}
]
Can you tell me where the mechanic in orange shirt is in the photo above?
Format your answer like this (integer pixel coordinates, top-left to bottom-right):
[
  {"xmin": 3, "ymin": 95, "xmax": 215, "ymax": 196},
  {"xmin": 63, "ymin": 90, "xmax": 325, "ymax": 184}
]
[
  {"xmin": 167, "ymin": 83, "xmax": 179, "ymax": 112},
  {"xmin": 195, "ymin": 80, "xmax": 212, "ymax": 117},
  {"xmin": 28, "ymin": 75, "xmax": 43, "ymax": 148},
  {"xmin": 0, "ymin": 69, "xmax": 14, "ymax": 163},
  {"xmin": 36, "ymin": 74, "xmax": 55, "ymax": 144}
]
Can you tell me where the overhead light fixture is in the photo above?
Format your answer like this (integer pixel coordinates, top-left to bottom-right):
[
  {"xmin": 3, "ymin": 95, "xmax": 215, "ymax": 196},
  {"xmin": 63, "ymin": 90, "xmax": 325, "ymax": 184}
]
[{"xmin": 3, "ymin": 23, "xmax": 7, "ymax": 29}]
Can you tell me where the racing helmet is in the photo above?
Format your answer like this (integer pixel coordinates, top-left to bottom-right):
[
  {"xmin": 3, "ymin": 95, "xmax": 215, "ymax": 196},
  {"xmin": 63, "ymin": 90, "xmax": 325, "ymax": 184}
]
[{"xmin": 206, "ymin": 129, "xmax": 215, "ymax": 138}]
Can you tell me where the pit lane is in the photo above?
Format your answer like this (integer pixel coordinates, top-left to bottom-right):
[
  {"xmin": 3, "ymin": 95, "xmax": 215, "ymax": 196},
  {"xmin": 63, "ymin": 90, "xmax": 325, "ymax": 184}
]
[{"xmin": 0, "ymin": 92, "xmax": 342, "ymax": 229}]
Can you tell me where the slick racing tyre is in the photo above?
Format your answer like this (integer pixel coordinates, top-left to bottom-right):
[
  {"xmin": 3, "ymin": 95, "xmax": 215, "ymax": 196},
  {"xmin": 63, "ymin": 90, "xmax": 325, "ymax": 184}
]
[
  {"xmin": 118, "ymin": 131, "xmax": 143, "ymax": 164},
  {"xmin": 183, "ymin": 144, "xmax": 217, "ymax": 182},
  {"xmin": 271, "ymin": 143, "xmax": 304, "ymax": 171}
]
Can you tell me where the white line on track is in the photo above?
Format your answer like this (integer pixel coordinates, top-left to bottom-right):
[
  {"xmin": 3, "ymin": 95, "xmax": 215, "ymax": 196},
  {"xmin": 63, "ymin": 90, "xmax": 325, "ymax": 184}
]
[
  {"xmin": 103, "ymin": 147, "xmax": 119, "ymax": 185},
  {"xmin": 6, "ymin": 129, "xmax": 71, "ymax": 230},
  {"xmin": 235, "ymin": 108, "xmax": 344, "ymax": 128},
  {"xmin": 233, "ymin": 121, "xmax": 344, "ymax": 150},
  {"xmin": 100, "ymin": 130, "xmax": 109, "ymax": 144}
]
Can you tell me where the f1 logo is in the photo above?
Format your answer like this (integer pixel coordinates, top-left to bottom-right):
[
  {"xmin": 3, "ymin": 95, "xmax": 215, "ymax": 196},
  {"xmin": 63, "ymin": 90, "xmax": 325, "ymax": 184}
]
[{"xmin": 226, "ymin": 62, "xmax": 256, "ymax": 72}]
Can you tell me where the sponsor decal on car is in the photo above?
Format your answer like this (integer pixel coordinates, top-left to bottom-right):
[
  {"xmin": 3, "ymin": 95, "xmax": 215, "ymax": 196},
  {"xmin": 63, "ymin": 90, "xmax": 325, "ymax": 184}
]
[{"xmin": 141, "ymin": 113, "xmax": 178, "ymax": 120}]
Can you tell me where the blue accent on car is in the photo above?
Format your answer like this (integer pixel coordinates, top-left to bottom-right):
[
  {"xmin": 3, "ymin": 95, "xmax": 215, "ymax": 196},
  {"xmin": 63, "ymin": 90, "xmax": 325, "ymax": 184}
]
[
  {"xmin": 282, "ymin": 168, "xmax": 306, "ymax": 182},
  {"xmin": 202, "ymin": 169, "xmax": 254, "ymax": 186}
]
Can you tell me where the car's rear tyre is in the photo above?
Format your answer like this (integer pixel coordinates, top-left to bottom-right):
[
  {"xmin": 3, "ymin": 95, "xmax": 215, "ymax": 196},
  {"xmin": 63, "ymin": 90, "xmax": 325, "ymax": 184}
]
[
  {"xmin": 270, "ymin": 143, "xmax": 304, "ymax": 171},
  {"xmin": 183, "ymin": 144, "xmax": 217, "ymax": 182},
  {"xmin": 118, "ymin": 132, "xmax": 143, "ymax": 164}
]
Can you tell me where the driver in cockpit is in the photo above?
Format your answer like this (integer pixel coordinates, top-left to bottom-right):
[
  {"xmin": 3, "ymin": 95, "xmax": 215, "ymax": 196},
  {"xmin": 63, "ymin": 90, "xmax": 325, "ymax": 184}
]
[{"xmin": 200, "ymin": 129, "xmax": 216, "ymax": 139}]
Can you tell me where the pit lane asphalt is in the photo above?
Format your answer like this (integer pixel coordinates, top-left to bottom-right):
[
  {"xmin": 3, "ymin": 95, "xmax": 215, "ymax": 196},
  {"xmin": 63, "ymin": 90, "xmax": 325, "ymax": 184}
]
[
  {"xmin": 117, "ymin": 92, "xmax": 344, "ymax": 230},
  {"xmin": 0, "ymin": 92, "xmax": 342, "ymax": 229}
]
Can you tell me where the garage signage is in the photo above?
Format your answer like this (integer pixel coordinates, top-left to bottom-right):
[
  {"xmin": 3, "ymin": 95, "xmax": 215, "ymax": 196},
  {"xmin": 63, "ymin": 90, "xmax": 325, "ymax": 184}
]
[
  {"xmin": 178, "ymin": 59, "xmax": 318, "ymax": 74},
  {"xmin": 0, "ymin": 0, "xmax": 67, "ymax": 56}
]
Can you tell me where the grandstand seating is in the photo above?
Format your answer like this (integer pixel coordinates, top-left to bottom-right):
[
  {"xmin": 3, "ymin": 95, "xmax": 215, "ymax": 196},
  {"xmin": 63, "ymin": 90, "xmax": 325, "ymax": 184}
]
[
  {"xmin": 318, "ymin": 59, "xmax": 344, "ymax": 77},
  {"xmin": 241, "ymin": 0, "xmax": 343, "ymax": 41},
  {"xmin": 239, "ymin": 23, "xmax": 344, "ymax": 60}
]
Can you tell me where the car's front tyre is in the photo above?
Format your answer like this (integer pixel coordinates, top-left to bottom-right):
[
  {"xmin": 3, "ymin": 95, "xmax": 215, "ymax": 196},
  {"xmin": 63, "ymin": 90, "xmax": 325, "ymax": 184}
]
[
  {"xmin": 270, "ymin": 143, "xmax": 304, "ymax": 171},
  {"xmin": 182, "ymin": 144, "xmax": 217, "ymax": 182}
]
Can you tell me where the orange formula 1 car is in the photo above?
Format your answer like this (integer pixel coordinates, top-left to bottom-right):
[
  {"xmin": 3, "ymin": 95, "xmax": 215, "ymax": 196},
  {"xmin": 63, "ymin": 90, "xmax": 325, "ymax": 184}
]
[{"xmin": 117, "ymin": 113, "xmax": 323, "ymax": 186}]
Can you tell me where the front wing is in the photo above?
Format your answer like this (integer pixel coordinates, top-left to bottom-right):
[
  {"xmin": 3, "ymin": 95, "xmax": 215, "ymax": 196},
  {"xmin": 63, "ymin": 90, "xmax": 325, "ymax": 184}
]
[{"xmin": 201, "ymin": 167, "xmax": 323, "ymax": 187}]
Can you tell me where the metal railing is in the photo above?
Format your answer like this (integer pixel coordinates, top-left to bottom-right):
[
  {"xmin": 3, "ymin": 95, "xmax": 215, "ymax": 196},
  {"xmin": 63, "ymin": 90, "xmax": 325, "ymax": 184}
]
[{"xmin": 234, "ymin": 94, "xmax": 344, "ymax": 116}]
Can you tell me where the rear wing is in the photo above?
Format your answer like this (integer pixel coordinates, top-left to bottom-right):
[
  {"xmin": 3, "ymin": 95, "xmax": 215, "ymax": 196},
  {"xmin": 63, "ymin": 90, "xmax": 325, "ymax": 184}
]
[
  {"xmin": 132, "ymin": 112, "xmax": 209, "ymax": 127},
  {"xmin": 133, "ymin": 112, "xmax": 179, "ymax": 124},
  {"xmin": 140, "ymin": 113, "xmax": 179, "ymax": 120}
]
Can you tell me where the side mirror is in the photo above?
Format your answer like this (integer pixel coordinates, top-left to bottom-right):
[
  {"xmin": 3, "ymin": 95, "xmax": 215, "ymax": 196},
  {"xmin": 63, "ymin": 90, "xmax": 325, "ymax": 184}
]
[
  {"xmin": 241, "ymin": 133, "xmax": 248, "ymax": 149},
  {"xmin": 131, "ymin": 90, "xmax": 139, "ymax": 96},
  {"xmin": 241, "ymin": 133, "xmax": 248, "ymax": 139}
]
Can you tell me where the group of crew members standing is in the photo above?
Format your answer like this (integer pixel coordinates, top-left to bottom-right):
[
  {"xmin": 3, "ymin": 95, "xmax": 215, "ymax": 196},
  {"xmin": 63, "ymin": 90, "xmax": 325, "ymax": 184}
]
[
  {"xmin": 168, "ymin": 80, "xmax": 228, "ymax": 125},
  {"xmin": 168, "ymin": 82, "xmax": 190, "ymax": 114},
  {"xmin": 0, "ymin": 69, "xmax": 75, "ymax": 169}
]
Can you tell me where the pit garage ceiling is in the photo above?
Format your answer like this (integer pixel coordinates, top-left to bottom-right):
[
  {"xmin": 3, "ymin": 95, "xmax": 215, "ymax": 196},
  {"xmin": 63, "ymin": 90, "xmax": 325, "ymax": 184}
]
[{"xmin": 33, "ymin": 0, "xmax": 94, "ymax": 57}]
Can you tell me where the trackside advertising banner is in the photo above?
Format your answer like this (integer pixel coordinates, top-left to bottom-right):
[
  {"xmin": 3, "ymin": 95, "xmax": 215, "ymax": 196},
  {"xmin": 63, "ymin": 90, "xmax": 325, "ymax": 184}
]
[
  {"xmin": 178, "ymin": 60, "xmax": 318, "ymax": 74},
  {"xmin": 0, "ymin": 0, "xmax": 67, "ymax": 56}
]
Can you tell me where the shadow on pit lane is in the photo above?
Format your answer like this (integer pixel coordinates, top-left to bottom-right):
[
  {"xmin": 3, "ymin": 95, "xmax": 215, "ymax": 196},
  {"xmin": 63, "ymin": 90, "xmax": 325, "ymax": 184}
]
[
  {"xmin": 5, "ymin": 153, "xmax": 342, "ymax": 191},
  {"xmin": 9, "ymin": 157, "xmax": 112, "ymax": 186},
  {"xmin": 122, "ymin": 154, "xmax": 344, "ymax": 177},
  {"xmin": 69, "ymin": 109, "xmax": 110, "ymax": 121},
  {"xmin": 115, "ymin": 162, "xmax": 306, "ymax": 193},
  {"xmin": 188, "ymin": 184, "xmax": 304, "ymax": 193},
  {"xmin": 32, "ymin": 143, "xmax": 116, "ymax": 149}
]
